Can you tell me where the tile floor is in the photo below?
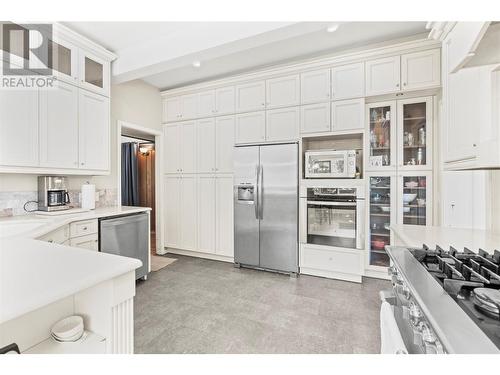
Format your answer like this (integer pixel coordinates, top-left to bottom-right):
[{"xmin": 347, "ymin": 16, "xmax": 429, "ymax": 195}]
[{"xmin": 134, "ymin": 255, "xmax": 390, "ymax": 354}]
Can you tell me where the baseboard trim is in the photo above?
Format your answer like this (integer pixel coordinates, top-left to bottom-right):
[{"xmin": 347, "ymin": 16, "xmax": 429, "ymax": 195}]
[
  {"xmin": 364, "ymin": 268, "xmax": 391, "ymax": 280},
  {"xmin": 165, "ymin": 247, "xmax": 234, "ymax": 263},
  {"xmin": 300, "ymin": 267, "xmax": 362, "ymax": 283}
]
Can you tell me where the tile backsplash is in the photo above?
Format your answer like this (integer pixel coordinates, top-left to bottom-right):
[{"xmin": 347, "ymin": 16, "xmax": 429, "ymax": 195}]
[{"xmin": 0, "ymin": 188, "xmax": 118, "ymax": 217}]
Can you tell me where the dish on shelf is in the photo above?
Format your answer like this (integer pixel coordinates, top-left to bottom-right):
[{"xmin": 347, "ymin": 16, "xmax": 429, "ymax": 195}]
[
  {"xmin": 402, "ymin": 193, "xmax": 417, "ymax": 204},
  {"xmin": 371, "ymin": 239, "xmax": 387, "ymax": 250},
  {"xmin": 51, "ymin": 315, "xmax": 84, "ymax": 342},
  {"xmin": 416, "ymin": 198, "xmax": 426, "ymax": 206},
  {"xmin": 404, "ymin": 181, "xmax": 419, "ymax": 188},
  {"xmin": 384, "ymin": 223, "xmax": 390, "ymax": 230},
  {"xmin": 403, "ymin": 206, "xmax": 411, "ymax": 213},
  {"xmin": 380, "ymin": 206, "xmax": 390, "ymax": 213}
]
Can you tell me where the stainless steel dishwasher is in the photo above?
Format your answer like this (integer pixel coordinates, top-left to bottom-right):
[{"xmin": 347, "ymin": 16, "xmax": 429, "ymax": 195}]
[{"xmin": 99, "ymin": 212, "xmax": 149, "ymax": 280}]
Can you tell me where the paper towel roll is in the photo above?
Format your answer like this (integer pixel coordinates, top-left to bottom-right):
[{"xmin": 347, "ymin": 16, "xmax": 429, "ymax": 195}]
[{"xmin": 81, "ymin": 183, "xmax": 96, "ymax": 210}]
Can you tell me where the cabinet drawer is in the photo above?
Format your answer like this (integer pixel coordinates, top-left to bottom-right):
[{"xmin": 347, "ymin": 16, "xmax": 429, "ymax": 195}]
[
  {"xmin": 38, "ymin": 225, "xmax": 69, "ymax": 244},
  {"xmin": 300, "ymin": 245, "xmax": 363, "ymax": 275},
  {"xmin": 70, "ymin": 219, "xmax": 98, "ymax": 237},
  {"xmin": 69, "ymin": 233, "xmax": 99, "ymax": 251}
]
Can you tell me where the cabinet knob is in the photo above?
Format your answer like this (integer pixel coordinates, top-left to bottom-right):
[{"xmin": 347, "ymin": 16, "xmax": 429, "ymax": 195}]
[
  {"xmin": 403, "ymin": 82, "xmax": 407, "ymax": 86},
  {"xmin": 81, "ymin": 162, "xmax": 85, "ymax": 166},
  {"xmin": 396, "ymin": 83, "xmax": 400, "ymax": 88},
  {"xmin": 473, "ymin": 143, "xmax": 477, "ymax": 147}
]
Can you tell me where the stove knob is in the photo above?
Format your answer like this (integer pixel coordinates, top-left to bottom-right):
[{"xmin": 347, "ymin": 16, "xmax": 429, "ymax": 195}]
[
  {"xmin": 388, "ymin": 266, "xmax": 397, "ymax": 276},
  {"xmin": 409, "ymin": 302, "xmax": 423, "ymax": 324},
  {"xmin": 402, "ymin": 285, "xmax": 411, "ymax": 300}
]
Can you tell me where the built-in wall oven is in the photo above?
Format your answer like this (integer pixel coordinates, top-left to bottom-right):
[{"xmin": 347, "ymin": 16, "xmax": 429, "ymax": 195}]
[{"xmin": 300, "ymin": 186, "xmax": 365, "ymax": 249}]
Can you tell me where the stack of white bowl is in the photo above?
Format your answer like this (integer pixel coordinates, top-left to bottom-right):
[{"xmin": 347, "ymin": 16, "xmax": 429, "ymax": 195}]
[{"xmin": 51, "ymin": 316, "xmax": 84, "ymax": 342}]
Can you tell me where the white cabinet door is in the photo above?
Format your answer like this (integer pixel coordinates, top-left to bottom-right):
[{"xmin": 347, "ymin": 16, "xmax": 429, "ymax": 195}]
[
  {"xmin": 300, "ymin": 103, "xmax": 331, "ymax": 134},
  {"xmin": 39, "ymin": 81, "xmax": 79, "ymax": 168},
  {"xmin": 235, "ymin": 81, "xmax": 266, "ymax": 112},
  {"xmin": 447, "ymin": 22, "xmax": 490, "ymax": 73},
  {"xmin": 365, "ymin": 56, "xmax": 401, "ymax": 96},
  {"xmin": 0, "ymin": 90, "xmax": 39, "ymax": 167},
  {"xmin": 70, "ymin": 233, "xmax": 99, "ymax": 251},
  {"xmin": 179, "ymin": 121, "xmax": 197, "ymax": 173},
  {"xmin": 331, "ymin": 98, "xmax": 364, "ymax": 132},
  {"xmin": 215, "ymin": 116, "xmax": 235, "ymax": 173},
  {"xmin": 164, "ymin": 176, "xmax": 180, "ymax": 248},
  {"xmin": 215, "ymin": 86, "xmax": 235, "ymax": 115},
  {"xmin": 78, "ymin": 49, "xmax": 110, "ymax": 97},
  {"xmin": 331, "ymin": 62, "xmax": 365, "ymax": 100},
  {"xmin": 266, "ymin": 107, "xmax": 300, "ymax": 142},
  {"xmin": 78, "ymin": 90, "xmax": 109, "ymax": 171},
  {"xmin": 164, "ymin": 97, "xmax": 182, "ymax": 122},
  {"xmin": 180, "ymin": 176, "xmax": 197, "ymax": 251},
  {"xmin": 196, "ymin": 118, "xmax": 216, "ymax": 173},
  {"xmin": 197, "ymin": 90, "xmax": 216, "ymax": 118},
  {"xmin": 265, "ymin": 75, "xmax": 300, "ymax": 109},
  {"xmin": 216, "ymin": 175, "xmax": 234, "ymax": 257},
  {"xmin": 181, "ymin": 94, "xmax": 198, "ymax": 120},
  {"xmin": 401, "ymin": 49, "xmax": 440, "ymax": 91},
  {"xmin": 197, "ymin": 175, "xmax": 216, "ymax": 254},
  {"xmin": 235, "ymin": 111, "xmax": 266, "ymax": 144},
  {"xmin": 164, "ymin": 124, "xmax": 180, "ymax": 173},
  {"xmin": 48, "ymin": 36, "xmax": 79, "ymax": 84},
  {"xmin": 300, "ymin": 69, "xmax": 330, "ymax": 104}
]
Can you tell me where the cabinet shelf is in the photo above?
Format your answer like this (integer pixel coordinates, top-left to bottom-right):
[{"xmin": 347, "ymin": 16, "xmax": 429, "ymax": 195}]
[
  {"xmin": 371, "ymin": 232, "xmax": 390, "ymax": 237},
  {"xmin": 370, "ymin": 213, "xmax": 390, "ymax": 217},
  {"xmin": 370, "ymin": 249, "xmax": 388, "ymax": 254},
  {"xmin": 403, "ymin": 215, "xmax": 426, "ymax": 219},
  {"xmin": 403, "ymin": 116, "xmax": 426, "ymax": 121}
]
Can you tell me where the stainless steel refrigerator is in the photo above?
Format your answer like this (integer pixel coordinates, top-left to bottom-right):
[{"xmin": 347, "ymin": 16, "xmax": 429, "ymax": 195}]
[{"xmin": 234, "ymin": 143, "xmax": 298, "ymax": 274}]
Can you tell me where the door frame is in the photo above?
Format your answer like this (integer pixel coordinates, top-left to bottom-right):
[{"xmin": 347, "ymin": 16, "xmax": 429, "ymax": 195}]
[{"xmin": 117, "ymin": 120, "xmax": 165, "ymax": 255}]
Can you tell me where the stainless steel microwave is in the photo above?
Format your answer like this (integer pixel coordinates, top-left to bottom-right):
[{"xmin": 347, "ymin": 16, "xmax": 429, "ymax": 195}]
[{"xmin": 305, "ymin": 150, "xmax": 358, "ymax": 179}]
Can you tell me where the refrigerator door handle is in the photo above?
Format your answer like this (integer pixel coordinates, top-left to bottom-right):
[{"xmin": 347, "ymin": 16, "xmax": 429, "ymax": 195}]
[
  {"xmin": 258, "ymin": 165, "xmax": 264, "ymax": 219},
  {"xmin": 255, "ymin": 165, "xmax": 260, "ymax": 219}
]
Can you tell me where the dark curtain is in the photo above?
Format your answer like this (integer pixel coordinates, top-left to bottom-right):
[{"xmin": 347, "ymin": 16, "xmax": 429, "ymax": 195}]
[{"xmin": 121, "ymin": 142, "xmax": 139, "ymax": 206}]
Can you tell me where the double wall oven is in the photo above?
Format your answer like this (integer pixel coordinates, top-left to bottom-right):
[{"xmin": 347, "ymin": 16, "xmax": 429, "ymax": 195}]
[{"xmin": 300, "ymin": 185, "xmax": 365, "ymax": 249}]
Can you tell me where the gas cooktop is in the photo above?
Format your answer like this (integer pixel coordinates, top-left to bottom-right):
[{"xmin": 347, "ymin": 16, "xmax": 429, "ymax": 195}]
[{"xmin": 409, "ymin": 245, "xmax": 500, "ymax": 349}]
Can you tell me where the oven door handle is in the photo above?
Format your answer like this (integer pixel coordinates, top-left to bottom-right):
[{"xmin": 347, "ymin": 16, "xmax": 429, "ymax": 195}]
[{"xmin": 306, "ymin": 200, "xmax": 357, "ymax": 207}]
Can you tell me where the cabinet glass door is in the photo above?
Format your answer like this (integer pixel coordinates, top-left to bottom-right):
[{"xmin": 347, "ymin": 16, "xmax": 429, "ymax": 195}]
[
  {"xmin": 367, "ymin": 102, "xmax": 395, "ymax": 170},
  {"xmin": 401, "ymin": 175, "xmax": 429, "ymax": 225},
  {"xmin": 368, "ymin": 176, "xmax": 392, "ymax": 267},
  {"xmin": 79, "ymin": 51, "xmax": 108, "ymax": 95},
  {"xmin": 400, "ymin": 98, "xmax": 431, "ymax": 168},
  {"xmin": 84, "ymin": 57, "xmax": 104, "ymax": 89}
]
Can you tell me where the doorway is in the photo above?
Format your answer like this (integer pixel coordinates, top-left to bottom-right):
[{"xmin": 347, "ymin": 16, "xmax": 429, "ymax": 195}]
[{"xmin": 117, "ymin": 121, "xmax": 164, "ymax": 257}]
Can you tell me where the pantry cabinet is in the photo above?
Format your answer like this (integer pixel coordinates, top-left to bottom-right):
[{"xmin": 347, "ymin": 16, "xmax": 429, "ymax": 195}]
[
  {"xmin": 78, "ymin": 90, "xmax": 110, "ymax": 171},
  {"xmin": 331, "ymin": 98, "xmax": 364, "ymax": 132},
  {"xmin": 163, "ymin": 94, "xmax": 198, "ymax": 122},
  {"xmin": 331, "ymin": 62, "xmax": 365, "ymax": 100},
  {"xmin": 235, "ymin": 81, "xmax": 266, "ymax": 112},
  {"xmin": 365, "ymin": 56, "xmax": 401, "ymax": 96},
  {"xmin": 39, "ymin": 81, "xmax": 79, "ymax": 169},
  {"xmin": 197, "ymin": 90, "xmax": 216, "ymax": 118},
  {"xmin": 196, "ymin": 118, "xmax": 216, "ymax": 173},
  {"xmin": 164, "ymin": 124, "xmax": 180, "ymax": 173},
  {"xmin": 235, "ymin": 111, "xmax": 266, "ymax": 144},
  {"xmin": 215, "ymin": 175, "xmax": 234, "ymax": 257},
  {"xmin": 164, "ymin": 176, "xmax": 181, "ymax": 248},
  {"xmin": 300, "ymin": 102, "xmax": 331, "ymax": 134},
  {"xmin": 215, "ymin": 86, "xmax": 235, "ymax": 115},
  {"xmin": 265, "ymin": 75, "xmax": 300, "ymax": 109},
  {"xmin": 163, "ymin": 121, "xmax": 196, "ymax": 173},
  {"xmin": 300, "ymin": 69, "xmax": 331, "ymax": 104},
  {"xmin": 266, "ymin": 107, "xmax": 300, "ymax": 142},
  {"xmin": 0, "ymin": 89, "xmax": 39, "ymax": 167},
  {"xmin": 197, "ymin": 175, "xmax": 217, "ymax": 253},
  {"xmin": 215, "ymin": 116, "xmax": 235, "ymax": 173}
]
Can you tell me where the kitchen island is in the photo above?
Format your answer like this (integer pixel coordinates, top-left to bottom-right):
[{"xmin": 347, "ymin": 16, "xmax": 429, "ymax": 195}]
[{"xmin": 0, "ymin": 206, "xmax": 149, "ymax": 354}]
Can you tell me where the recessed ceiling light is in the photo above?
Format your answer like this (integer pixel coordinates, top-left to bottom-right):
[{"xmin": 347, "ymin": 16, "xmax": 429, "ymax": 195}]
[
  {"xmin": 192, "ymin": 60, "xmax": 201, "ymax": 68},
  {"xmin": 326, "ymin": 24, "xmax": 339, "ymax": 33}
]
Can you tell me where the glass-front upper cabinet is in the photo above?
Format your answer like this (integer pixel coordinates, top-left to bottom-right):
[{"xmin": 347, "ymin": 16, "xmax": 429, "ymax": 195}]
[
  {"xmin": 79, "ymin": 49, "xmax": 110, "ymax": 96},
  {"xmin": 398, "ymin": 172, "xmax": 432, "ymax": 226},
  {"xmin": 398, "ymin": 97, "xmax": 433, "ymax": 170},
  {"xmin": 48, "ymin": 37, "xmax": 78, "ymax": 83},
  {"xmin": 366, "ymin": 101, "xmax": 396, "ymax": 171},
  {"xmin": 367, "ymin": 174, "xmax": 396, "ymax": 268}
]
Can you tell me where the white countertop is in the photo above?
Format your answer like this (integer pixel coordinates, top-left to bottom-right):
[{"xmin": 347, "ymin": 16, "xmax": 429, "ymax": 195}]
[
  {"xmin": 391, "ymin": 225, "xmax": 500, "ymax": 253},
  {"xmin": 0, "ymin": 206, "xmax": 150, "ymax": 324}
]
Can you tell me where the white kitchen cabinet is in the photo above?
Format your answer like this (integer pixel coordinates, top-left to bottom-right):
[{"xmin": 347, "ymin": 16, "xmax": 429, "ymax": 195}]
[
  {"xmin": 235, "ymin": 111, "xmax": 266, "ymax": 144},
  {"xmin": 300, "ymin": 102, "xmax": 331, "ymax": 134},
  {"xmin": 164, "ymin": 176, "xmax": 181, "ymax": 248},
  {"xmin": 266, "ymin": 107, "xmax": 300, "ymax": 142},
  {"xmin": 48, "ymin": 36, "xmax": 79, "ymax": 84},
  {"xmin": 39, "ymin": 81, "xmax": 79, "ymax": 169},
  {"xmin": 300, "ymin": 69, "xmax": 331, "ymax": 104},
  {"xmin": 265, "ymin": 75, "xmax": 300, "ymax": 109},
  {"xmin": 179, "ymin": 121, "xmax": 197, "ymax": 173},
  {"xmin": 366, "ymin": 101, "xmax": 397, "ymax": 171},
  {"xmin": 180, "ymin": 94, "xmax": 198, "ymax": 120},
  {"xmin": 216, "ymin": 175, "xmax": 234, "ymax": 257},
  {"xmin": 78, "ymin": 49, "xmax": 110, "ymax": 97},
  {"xmin": 397, "ymin": 172, "xmax": 433, "ymax": 227},
  {"xmin": 215, "ymin": 116, "xmax": 235, "ymax": 173},
  {"xmin": 196, "ymin": 118, "xmax": 216, "ymax": 173},
  {"xmin": 180, "ymin": 176, "xmax": 198, "ymax": 251},
  {"xmin": 365, "ymin": 56, "xmax": 401, "ymax": 96},
  {"xmin": 164, "ymin": 124, "xmax": 180, "ymax": 173},
  {"xmin": 331, "ymin": 98, "xmax": 364, "ymax": 133},
  {"xmin": 235, "ymin": 81, "xmax": 266, "ymax": 112},
  {"xmin": 78, "ymin": 90, "xmax": 110, "ymax": 171},
  {"xmin": 215, "ymin": 86, "xmax": 235, "ymax": 115},
  {"xmin": 446, "ymin": 22, "xmax": 490, "ymax": 73},
  {"xmin": 69, "ymin": 233, "xmax": 99, "ymax": 251},
  {"xmin": 197, "ymin": 90, "xmax": 216, "ymax": 118},
  {"xmin": 197, "ymin": 175, "xmax": 216, "ymax": 254},
  {"xmin": 0, "ymin": 89, "xmax": 39, "ymax": 167},
  {"xmin": 331, "ymin": 62, "xmax": 365, "ymax": 100},
  {"xmin": 401, "ymin": 49, "xmax": 441, "ymax": 91},
  {"xmin": 164, "ymin": 97, "xmax": 182, "ymax": 123}
]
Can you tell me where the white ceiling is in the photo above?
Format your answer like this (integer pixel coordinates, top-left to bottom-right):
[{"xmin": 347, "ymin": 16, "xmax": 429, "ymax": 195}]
[{"xmin": 64, "ymin": 21, "xmax": 428, "ymax": 90}]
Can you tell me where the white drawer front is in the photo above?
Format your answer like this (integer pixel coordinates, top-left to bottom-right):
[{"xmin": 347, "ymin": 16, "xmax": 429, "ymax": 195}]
[
  {"xmin": 38, "ymin": 225, "xmax": 69, "ymax": 244},
  {"xmin": 70, "ymin": 219, "xmax": 98, "ymax": 238},
  {"xmin": 300, "ymin": 245, "xmax": 363, "ymax": 275},
  {"xmin": 69, "ymin": 233, "xmax": 99, "ymax": 251}
]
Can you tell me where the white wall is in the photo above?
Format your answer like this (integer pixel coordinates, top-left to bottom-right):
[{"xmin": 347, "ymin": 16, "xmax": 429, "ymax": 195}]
[
  {"xmin": 0, "ymin": 79, "xmax": 162, "ymax": 195},
  {"xmin": 490, "ymin": 171, "xmax": 500, "ymax": 234}
]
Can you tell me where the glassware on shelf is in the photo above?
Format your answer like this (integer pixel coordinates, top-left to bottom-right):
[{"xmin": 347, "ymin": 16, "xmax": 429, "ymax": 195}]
[
  {"xmin": 402, "ymin": 176, "xmax": 427, "ymax": 226},
  {"xmin": 402, "ymin": 101, "xmax": 427, "ymax": 167},
  {"xmin": 369, "ymin": 176, "xmax": 391, "ymax": 267},
  {"xmin": 369, "ymin": 105, "xmax": 391, "ymax": 169}
]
